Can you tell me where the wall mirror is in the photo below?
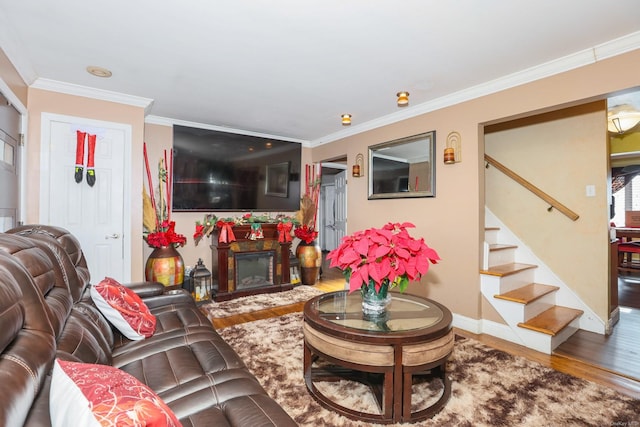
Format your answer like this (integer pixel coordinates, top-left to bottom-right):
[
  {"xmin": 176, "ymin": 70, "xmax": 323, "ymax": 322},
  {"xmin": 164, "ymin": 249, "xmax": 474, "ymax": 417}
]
[{"xmin": 368, "ymin": 131, "xmax": 435, "ymax": 199}]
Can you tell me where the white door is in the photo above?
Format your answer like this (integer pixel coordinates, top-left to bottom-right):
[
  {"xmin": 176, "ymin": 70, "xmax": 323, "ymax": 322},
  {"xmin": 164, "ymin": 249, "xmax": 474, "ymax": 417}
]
[
  {"xmin": 40, "ymin": 113, "xmax": 131, "ymax": 283},
  {"xmin": 321, "ymin": 183, "xmax": 336, "ymax": 250},
  {"xmin": 334, "ymin": 170, "xmax": 347, "ymax": 245}
]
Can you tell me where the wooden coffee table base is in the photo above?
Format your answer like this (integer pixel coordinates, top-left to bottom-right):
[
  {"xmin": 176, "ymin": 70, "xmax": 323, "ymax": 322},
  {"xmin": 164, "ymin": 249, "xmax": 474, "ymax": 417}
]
[{"xmin": 303, "ymin": 321, "xmax": 453, "ymax": 424}]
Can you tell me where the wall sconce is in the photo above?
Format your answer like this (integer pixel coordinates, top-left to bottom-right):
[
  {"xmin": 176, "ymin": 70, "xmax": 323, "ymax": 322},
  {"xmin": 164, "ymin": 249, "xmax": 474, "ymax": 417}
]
[
  {"xmin": 396, "ymin": 91, "xmax": 409, "ymax": 107},
  {"xmin": 352, "ymin": 153, "xmax": 364, "ymax": 177},
  {"xmin": 341, "ymin": 114, "xmax": 352, "ymax": 126},
  {"xmin": 444, "ymin": 131, "xmax": 462, "ymax": 164},
  {"xmin": 608, "ymin": 105, "xmax": 640, "ymax": 134}
]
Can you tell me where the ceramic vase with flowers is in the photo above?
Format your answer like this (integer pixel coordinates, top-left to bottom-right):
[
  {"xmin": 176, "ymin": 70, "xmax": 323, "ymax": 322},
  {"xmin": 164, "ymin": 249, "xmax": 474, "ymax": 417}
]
[
  {"xmin": 294, "ymin": 224, "xmax": 321, "ymax": 285},
  {"xmin": 294, "ymin": 164, "xmax": 322, "ymax": 285},
  {"xmin": 143, "ymin": 144, "xmax": 187, "ymax": 287},
  {"xmin": 327, "ymin": 222, "xmax": 440, "ymax": 315}
]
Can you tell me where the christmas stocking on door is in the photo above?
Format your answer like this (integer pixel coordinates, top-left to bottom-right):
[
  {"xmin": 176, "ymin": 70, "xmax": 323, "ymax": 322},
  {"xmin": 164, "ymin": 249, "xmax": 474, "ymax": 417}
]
[
  {"xmin": 86, "ymin": 133, "xmax": 96, "ymax": 187},
  {"xmin": 74, "ymin": 130, "xmax": 86, "ymax": 183}
]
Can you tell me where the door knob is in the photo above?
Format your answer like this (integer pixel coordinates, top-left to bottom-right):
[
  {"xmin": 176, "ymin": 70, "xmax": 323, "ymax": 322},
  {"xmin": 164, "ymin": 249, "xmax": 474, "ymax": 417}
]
[{"xmin": 105, "ymin": 233, "xmax": 120, "ymax": 239}]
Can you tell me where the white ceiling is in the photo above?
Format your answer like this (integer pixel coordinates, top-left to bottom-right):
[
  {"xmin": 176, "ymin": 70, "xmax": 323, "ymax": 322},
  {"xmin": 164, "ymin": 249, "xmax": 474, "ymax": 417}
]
[{"xmin": 1, "ymin": 1, "xmax": 639, "ymax": 146}]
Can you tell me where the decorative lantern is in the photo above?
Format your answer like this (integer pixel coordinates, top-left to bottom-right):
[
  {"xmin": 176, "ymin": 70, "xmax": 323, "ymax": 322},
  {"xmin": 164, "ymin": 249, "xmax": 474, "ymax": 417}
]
[{"xmin": 190, "ymin": 258, "xmax": 212, "ymax": 303}]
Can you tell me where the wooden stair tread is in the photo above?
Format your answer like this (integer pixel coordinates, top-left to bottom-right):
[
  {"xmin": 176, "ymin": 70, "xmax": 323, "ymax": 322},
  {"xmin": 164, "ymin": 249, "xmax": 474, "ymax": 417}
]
[
  {"xmin": 489, "ymin": 243, "xmax": 518, "ymax": 251},
  {"xmin": 495, "ymin": 283, "xmax": 559, "ymax": 304},
  {"xmin": 480, "ymin": 262, "xmax": 537, "ymax": 277},
  {"xmin": 518, "ymin": 306, "xmax": 583, "ymax": 336}
]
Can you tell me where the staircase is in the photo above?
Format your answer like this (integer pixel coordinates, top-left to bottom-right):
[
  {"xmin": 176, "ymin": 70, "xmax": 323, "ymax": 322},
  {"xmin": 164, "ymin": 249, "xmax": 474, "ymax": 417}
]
[{"xmin": 480, "ymin": 226, "xmax": 584, "ymax": 354}]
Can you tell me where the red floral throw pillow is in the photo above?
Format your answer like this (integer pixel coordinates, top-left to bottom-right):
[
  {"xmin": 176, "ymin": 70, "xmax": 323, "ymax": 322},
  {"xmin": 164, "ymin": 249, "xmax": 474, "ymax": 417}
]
[
  {"xmin": 90, "ymin": 277, "xmax": 156, "ymax": 340},
  {"xmin": 50, "ymin": 359, "xmax": 181, "ymax": 427}
]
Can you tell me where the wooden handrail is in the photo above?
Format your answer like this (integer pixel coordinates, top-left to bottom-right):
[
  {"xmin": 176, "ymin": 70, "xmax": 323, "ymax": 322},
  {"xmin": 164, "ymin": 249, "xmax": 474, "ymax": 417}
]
[{"xmin": 484, "ymin": 154, "xmax": 579, "ymax": 222}]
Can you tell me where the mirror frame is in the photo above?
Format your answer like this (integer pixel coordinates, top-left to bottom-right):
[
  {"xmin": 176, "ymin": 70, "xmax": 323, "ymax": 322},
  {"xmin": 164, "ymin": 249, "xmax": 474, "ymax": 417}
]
[{"xmin": 368, "ymin": 131, "xmax": 436, "ymax": 200}]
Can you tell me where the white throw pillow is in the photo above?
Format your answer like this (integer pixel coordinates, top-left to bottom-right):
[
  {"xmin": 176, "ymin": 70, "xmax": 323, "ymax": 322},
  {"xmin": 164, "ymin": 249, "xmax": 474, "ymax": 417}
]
[{"xmin": 50, "ymin": 359, "xmax": 181, "ymax": 427}]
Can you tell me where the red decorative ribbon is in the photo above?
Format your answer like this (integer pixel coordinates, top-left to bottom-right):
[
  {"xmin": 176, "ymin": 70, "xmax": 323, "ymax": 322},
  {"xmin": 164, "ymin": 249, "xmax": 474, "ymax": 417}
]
[
  {"xmin": 216, "ymin": 221, "xmax": 236, "ymax": 243},
  {"xmin": 277, "ymin": 221, "xmax": 293, "ymax": 242}
]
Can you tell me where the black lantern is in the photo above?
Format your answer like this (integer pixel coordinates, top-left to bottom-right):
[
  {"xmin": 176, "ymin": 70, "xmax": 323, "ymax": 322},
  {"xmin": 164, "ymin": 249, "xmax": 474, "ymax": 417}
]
[{"xmin": 190, "ymin": 258, "xmax": 212, "ymax": 304}]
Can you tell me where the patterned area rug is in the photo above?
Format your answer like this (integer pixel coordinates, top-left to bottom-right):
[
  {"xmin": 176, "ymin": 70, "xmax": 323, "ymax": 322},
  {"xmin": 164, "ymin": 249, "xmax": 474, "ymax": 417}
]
[
  {"xmin": 219, "ymin": 312, "xmax": 640, "ymax": 427},
  {"xmin": 199, "ymin": 285, "xmax": 323, "ymax": 319}
]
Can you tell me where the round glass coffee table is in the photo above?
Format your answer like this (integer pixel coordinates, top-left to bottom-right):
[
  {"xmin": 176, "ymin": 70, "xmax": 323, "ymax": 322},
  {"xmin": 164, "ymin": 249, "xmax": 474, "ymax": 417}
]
[{"xmin": 303, "ymin": 290, "xmax": 453, "ymax": 424}]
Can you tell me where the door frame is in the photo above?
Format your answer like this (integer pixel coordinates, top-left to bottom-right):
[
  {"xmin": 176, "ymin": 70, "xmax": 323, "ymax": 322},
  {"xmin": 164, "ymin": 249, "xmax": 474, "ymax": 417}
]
[
  {"xmin": 39, "ymin": 112, "xmax": 132, "ymax": 282},
  {"xmin": 319, "ymin": 162, "xmax": 347, "ymax": 251}
]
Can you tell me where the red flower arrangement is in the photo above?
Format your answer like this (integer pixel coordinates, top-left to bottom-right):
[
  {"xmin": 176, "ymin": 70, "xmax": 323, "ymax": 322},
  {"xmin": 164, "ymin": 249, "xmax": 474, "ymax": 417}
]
[
  {"xmin": 327, "ymin": 222, "xmax": 440, "ymax": 294},
  {"xmin": 146, "ymin": 220, "xmax": 187, "ymax": 248},
  {"xmin": 294, "ymin": 224, "xmax": 318, "ymax": 244}
]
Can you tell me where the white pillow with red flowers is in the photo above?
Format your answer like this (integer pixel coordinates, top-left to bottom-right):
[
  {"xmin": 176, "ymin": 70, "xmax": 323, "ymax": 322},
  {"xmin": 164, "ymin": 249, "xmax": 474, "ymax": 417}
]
[
  {"xmin": 90, "ymin": 277, "xmax": 156, "ymax": 340},
  {"xmin": 50, "ymin": 359, "xmax": 181, "ymax": 427}
]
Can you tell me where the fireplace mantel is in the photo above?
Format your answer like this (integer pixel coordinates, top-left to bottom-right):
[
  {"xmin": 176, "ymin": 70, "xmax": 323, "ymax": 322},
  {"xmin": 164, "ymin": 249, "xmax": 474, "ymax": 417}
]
[{"xmin": 210, "ymin": 223, "xmax": 293, "ymax": 301}]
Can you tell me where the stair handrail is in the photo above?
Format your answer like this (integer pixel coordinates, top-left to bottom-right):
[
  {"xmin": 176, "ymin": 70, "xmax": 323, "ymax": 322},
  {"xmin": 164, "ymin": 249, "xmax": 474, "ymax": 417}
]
[{"xmin": 484, "ymin": 154, "xmax": 579, "ymax": 222}]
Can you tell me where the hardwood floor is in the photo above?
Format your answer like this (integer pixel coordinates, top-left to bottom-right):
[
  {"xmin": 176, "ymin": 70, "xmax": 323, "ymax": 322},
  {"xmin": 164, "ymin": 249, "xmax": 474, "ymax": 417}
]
[
  {"xmin": 214, "ymin": 260, "xmax": 640, "ymax": 399},
  {"xmin": 618, "ymin": 272, "xmax": 640, "ymax": 309}
]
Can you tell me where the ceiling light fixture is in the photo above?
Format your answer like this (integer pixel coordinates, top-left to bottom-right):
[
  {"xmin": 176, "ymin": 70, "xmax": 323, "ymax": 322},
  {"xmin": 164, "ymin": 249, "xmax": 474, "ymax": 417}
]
[
  {"xmin": 341, "ymin": 114, "xmax": 352, "ymax": 125},
  {"xmin": 396, "ymin": 91, "xmax": 409, "ymax": 107},
  {"xmin": 86, "ymin": 66, "xmax": 112, "ymax": 78},
  {"xmin": 608, "ymin": 105, "xmax": 640, "ymax": 134}
]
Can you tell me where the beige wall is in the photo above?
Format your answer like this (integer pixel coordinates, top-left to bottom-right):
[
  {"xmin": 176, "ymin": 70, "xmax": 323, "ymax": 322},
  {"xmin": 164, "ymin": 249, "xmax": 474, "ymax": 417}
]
[
  {"xmin": 485, "ymin": 103, "xmax": 610, "ymax": 319},
  {"xmin": 311, "ymin": 49, "xmax": 640, "ymax": 322},
  {"xmin": 26, "ymin": 88, "xmax": 147, "ymax": 280}
]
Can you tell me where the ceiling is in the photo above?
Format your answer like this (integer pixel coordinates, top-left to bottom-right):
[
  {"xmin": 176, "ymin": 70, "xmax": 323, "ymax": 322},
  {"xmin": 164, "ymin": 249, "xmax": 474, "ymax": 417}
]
[{"xmin": 1, "ymin": 1, "xmax": 639, "ymax": 146}]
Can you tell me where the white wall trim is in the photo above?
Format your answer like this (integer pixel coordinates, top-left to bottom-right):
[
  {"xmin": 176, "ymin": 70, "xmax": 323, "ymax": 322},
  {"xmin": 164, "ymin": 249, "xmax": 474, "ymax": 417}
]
[
  {"xmin": 31, "ymin": 78, "xmax": 154, "ymax": 113},
  {"xmin": 453, "ymin": 313, "xmax": 525, "ymax": 346}
]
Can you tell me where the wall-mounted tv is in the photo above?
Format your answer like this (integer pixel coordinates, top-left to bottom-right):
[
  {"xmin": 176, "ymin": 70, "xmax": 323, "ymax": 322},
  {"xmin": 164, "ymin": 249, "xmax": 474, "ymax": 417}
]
[{"xmin": 172, "ymin": 125, "xmax": 301, "ymax": 212}]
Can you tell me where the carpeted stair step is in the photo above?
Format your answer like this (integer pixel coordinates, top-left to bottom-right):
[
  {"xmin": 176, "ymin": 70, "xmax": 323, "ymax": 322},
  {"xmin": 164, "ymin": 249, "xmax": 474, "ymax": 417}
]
[
  {"xmin": 517, "ymin": 306, "xmax": 583, "ymax": 336},
  {"xmin": 480, "ymin": 262, "xmax": 537, "ymax": 277},
  {"xmin": 494, "ymin": 283, "xmax": 559, "ymax": 304}
]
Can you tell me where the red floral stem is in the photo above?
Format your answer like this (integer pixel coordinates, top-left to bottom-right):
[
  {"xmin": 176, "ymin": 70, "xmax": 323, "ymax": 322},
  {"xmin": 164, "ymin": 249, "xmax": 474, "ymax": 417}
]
[
  {"xmin": 169, "ymin": 149, "xmax": 173, "ymax": 222},
  {"xmin": 143, "ymin": 143, "xmax": 158, "ymax": 229},
  {"xmin": 164, "ymin": 150, "xmax": 170, "ymax": 222}
]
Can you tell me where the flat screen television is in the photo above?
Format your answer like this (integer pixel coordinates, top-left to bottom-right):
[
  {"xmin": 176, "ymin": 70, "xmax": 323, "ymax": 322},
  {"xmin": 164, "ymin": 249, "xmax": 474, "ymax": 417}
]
[{"xmin": 172, "ymin": 125, "xmax": 301, "ymax": 212}]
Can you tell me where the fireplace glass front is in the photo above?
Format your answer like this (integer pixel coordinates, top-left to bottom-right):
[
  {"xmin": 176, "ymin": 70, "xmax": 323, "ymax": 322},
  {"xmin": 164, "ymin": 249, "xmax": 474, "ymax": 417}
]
[{"xmin": 234, "ymin": 250, "xmax": 276, "ymax": 290}]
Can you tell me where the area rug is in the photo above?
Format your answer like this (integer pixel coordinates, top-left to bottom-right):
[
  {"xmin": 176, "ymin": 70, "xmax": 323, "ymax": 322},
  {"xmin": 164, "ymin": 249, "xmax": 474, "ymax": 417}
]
[
  {"xmin": 219, "ymin": 312, "xmax": 640, "ymax": 427},
  {"xmin": 199, "ymin": 285, "xmax": 323, "ymax": 319}
]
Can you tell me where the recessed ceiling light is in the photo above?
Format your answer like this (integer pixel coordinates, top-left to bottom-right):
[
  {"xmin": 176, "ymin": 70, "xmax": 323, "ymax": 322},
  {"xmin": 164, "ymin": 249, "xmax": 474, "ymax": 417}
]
[{"xmin": 86, "ymin": 66, "xmax": 112, "ymax": 78}]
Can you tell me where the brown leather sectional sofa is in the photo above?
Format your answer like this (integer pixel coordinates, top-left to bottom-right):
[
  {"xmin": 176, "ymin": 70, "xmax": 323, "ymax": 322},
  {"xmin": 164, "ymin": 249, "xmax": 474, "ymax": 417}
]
[{"xmin": 0, "ymin": 225, "xmax": 297, "ymax": 426}]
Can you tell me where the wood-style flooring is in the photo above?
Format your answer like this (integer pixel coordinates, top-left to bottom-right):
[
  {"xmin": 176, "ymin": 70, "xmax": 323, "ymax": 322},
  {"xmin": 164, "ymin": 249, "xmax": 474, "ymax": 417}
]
[{"xmin": 214, "ymin": 258, "xmax": 640, "ymax": 399}]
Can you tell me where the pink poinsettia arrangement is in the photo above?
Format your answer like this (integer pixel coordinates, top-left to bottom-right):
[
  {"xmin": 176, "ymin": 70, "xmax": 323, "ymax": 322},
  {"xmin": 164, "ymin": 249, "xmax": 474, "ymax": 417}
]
[{"xmin": 327, "ymin": 222, "xmax": 440, "ymax": 294}]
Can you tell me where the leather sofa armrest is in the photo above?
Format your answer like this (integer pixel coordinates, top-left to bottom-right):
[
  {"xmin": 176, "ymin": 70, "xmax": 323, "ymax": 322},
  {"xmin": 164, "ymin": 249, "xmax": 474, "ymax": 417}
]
[
  {"xmin": 122, "ymin": 281, "xmax": 165, "ymax": 298},
  {"xmin": 141, "ymin": 289, "xmax": 195, "ymax": 308}
]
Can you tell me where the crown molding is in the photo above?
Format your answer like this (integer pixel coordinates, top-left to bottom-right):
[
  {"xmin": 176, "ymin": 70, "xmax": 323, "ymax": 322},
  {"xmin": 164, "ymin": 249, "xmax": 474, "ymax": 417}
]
[
  {"xmin": 144, "ymin": 115, "xmax": 309, "ymax": 146},
  {"xmin": 311, "ymin": 31, "xmax": 640, "ymax": 147},
  {"xmin": 30, "ymin": 78, "xmax": 154, "ymax": 113}
]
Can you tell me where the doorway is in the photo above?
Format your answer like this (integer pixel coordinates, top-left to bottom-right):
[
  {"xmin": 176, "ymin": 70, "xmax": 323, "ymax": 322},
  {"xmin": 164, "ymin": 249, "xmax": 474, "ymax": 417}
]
[
  {"xmin": 0, "ymin": 90, "xmax": 21, "ymax": 231},
  {"xmin": 319, "ymin": 162, "xmax": 347, "ymax": 252}
]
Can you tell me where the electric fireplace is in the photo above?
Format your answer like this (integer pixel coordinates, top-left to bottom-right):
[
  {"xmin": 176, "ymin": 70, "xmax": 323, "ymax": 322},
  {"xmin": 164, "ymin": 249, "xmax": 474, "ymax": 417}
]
[
  {"xmin": 210, "ymin": 223, "xmax": 293, "ymax": 301},
  {"xmin": 235, "ymin": 251, "xmax": 275, "ymax": 290}
]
